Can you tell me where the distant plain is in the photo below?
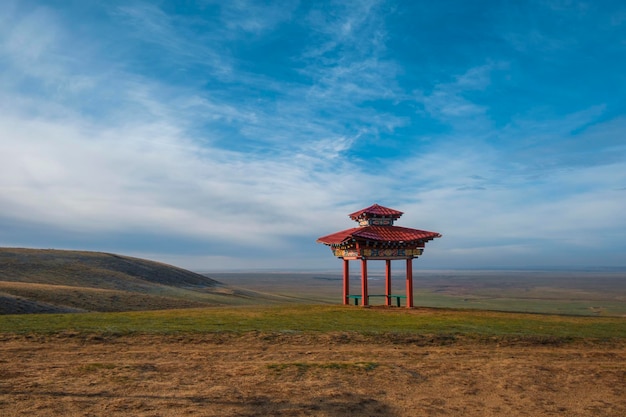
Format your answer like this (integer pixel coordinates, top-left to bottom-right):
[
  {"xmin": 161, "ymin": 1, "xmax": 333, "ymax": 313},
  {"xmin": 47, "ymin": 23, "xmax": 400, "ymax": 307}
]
[{"xmin": 207, "ymin": 269, "xmax": 626, "ymax": 317}]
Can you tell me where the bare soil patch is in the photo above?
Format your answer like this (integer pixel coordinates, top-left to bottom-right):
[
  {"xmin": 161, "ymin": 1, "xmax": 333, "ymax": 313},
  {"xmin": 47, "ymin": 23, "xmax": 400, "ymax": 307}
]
[{"xmin": 1, "ymin": 333, "xmax": 624, "ymax": 416}]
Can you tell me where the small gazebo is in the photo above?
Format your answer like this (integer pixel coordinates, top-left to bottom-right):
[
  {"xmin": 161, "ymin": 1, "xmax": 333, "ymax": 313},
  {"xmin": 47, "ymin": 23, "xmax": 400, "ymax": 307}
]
[{"xmin": 316, "ymin": 204, "xmax": 441, "ymax": 308}]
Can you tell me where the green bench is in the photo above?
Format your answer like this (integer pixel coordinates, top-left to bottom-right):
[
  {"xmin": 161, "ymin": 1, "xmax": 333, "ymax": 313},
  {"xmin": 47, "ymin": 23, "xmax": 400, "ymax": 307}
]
[{"xmin": 347, "ymin": 294, "xmax": 407, "ymax": 307}]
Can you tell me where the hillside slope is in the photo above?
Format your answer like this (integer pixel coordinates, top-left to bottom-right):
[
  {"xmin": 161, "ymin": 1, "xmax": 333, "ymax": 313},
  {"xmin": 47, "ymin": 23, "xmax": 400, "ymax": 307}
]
[{"xmin": 0, "ymin": 248, "xmax": 286, "ymax": 314}]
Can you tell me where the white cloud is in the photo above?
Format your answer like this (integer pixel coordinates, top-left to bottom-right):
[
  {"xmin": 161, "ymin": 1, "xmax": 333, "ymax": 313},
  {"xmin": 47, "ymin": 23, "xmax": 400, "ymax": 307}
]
[
  {"xmin": 392, "ymin": 144, "xmax": 626, "ymax": 267},
  {"xmin": 0, "ymin": 90, "xmax": 388, "ymax": 251}
]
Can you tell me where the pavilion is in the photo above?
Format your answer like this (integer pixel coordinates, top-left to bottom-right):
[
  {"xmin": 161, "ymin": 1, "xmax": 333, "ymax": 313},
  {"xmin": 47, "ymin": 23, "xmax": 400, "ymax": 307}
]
[{"xmin": 316, "ymin": 204, "xmax": 441, "ymax": 308}]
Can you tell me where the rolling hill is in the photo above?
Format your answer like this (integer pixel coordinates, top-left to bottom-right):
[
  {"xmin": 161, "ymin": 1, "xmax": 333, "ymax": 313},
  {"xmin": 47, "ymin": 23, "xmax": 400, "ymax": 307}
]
[{"xmin": 0, "ymin": 248, "xmax": 289, "ymax": 314}]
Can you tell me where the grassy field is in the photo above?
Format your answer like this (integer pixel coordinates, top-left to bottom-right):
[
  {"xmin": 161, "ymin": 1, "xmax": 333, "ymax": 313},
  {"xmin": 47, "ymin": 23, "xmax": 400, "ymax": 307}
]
[
  {"xmin": 1, "ymin": 305, "xmax": 624, "ymax": 340},
  {"xmin": 2, "ymin": 305, "xmax": 625, "ymax": 416}
]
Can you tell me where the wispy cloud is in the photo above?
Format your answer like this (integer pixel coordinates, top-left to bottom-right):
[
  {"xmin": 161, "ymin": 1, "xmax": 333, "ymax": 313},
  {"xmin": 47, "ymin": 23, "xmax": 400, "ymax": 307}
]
[
  {"xmin": 414, "ymin": 62, "xmax": 511, "ymax": 133},
  {"xmin": 299, "ymin": 0, "xmax": 404, "ymax": 133},
  {"xmin": 215, "ymin": 0, "xmax": 299, "ymax": 33}
]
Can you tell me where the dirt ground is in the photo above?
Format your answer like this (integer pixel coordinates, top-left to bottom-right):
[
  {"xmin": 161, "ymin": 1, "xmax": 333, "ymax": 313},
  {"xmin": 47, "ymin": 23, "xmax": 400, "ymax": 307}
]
[{"xmin": 1, "ymin": 333, "xmax": 624, "ymax": 417}]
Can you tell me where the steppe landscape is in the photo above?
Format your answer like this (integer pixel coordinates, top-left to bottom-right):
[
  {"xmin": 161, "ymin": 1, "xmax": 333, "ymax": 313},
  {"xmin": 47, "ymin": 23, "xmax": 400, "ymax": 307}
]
[
  {"xmin": 1, "ymin": 248, "xmax": 625, "ymax": 416},
  {"xmin": 4, "ymin": 1, "xmax": 626, "ymax": 414}
]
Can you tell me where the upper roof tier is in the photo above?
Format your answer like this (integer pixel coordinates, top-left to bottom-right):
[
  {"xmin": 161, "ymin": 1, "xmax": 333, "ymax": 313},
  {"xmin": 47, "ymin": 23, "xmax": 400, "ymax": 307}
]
[{"xmin": 348, "ymin": 204, "xmax": 404, "ymax": 221}]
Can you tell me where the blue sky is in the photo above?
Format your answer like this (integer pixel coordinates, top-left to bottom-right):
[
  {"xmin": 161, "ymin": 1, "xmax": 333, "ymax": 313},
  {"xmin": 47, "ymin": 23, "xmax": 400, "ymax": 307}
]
[{"xmin": 1, "ymin": 0, "xmax": 625, "ymax": 271}]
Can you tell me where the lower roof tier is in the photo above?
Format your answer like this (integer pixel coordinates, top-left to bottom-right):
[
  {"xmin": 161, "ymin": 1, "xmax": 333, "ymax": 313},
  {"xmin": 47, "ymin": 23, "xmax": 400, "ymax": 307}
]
[{"xmin": 317, "ymin": 225, "xmax": 442, "ymax": 246}]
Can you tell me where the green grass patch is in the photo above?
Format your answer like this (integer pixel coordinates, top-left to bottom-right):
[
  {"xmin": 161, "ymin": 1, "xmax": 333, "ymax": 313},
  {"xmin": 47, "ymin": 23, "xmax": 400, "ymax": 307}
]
[{"xmin": 0, "ymin": 305, "xmax": 624, "ymax": 339}]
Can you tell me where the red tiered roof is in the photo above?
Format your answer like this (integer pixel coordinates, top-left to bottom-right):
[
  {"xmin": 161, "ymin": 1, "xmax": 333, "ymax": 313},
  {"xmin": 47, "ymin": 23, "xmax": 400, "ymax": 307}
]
[
  {"xmin": 348, "ymin": 203, "xmax": 403, "ymax": 220},
  {"xmin": 317, "ymin": 204, "xmax": 441, "ymax": 250}
]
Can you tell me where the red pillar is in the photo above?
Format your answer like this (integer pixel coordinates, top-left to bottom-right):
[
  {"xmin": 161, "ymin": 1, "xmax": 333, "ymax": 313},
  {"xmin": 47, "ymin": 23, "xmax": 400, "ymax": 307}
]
[
  {"xmin": 361, "ymin": 258, "xmax": 368, "ymax": 306},
  {"xmin": 385, "ymin": 259, "xmax": 392, "ymax": 306},
  {"xmin": 342, "ymin": 259, "xmax": 349, "ymax": 305},
  {"xmin": 406, "ymin": 258, "xmax": 414, "ymax": 308}
]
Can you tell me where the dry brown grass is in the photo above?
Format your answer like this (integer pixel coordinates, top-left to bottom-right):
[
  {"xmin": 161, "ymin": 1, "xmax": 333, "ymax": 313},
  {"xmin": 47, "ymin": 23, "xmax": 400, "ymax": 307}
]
[{"xmin": 1, "ymin": 333, "xmax": 624, "ymax": 416}]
